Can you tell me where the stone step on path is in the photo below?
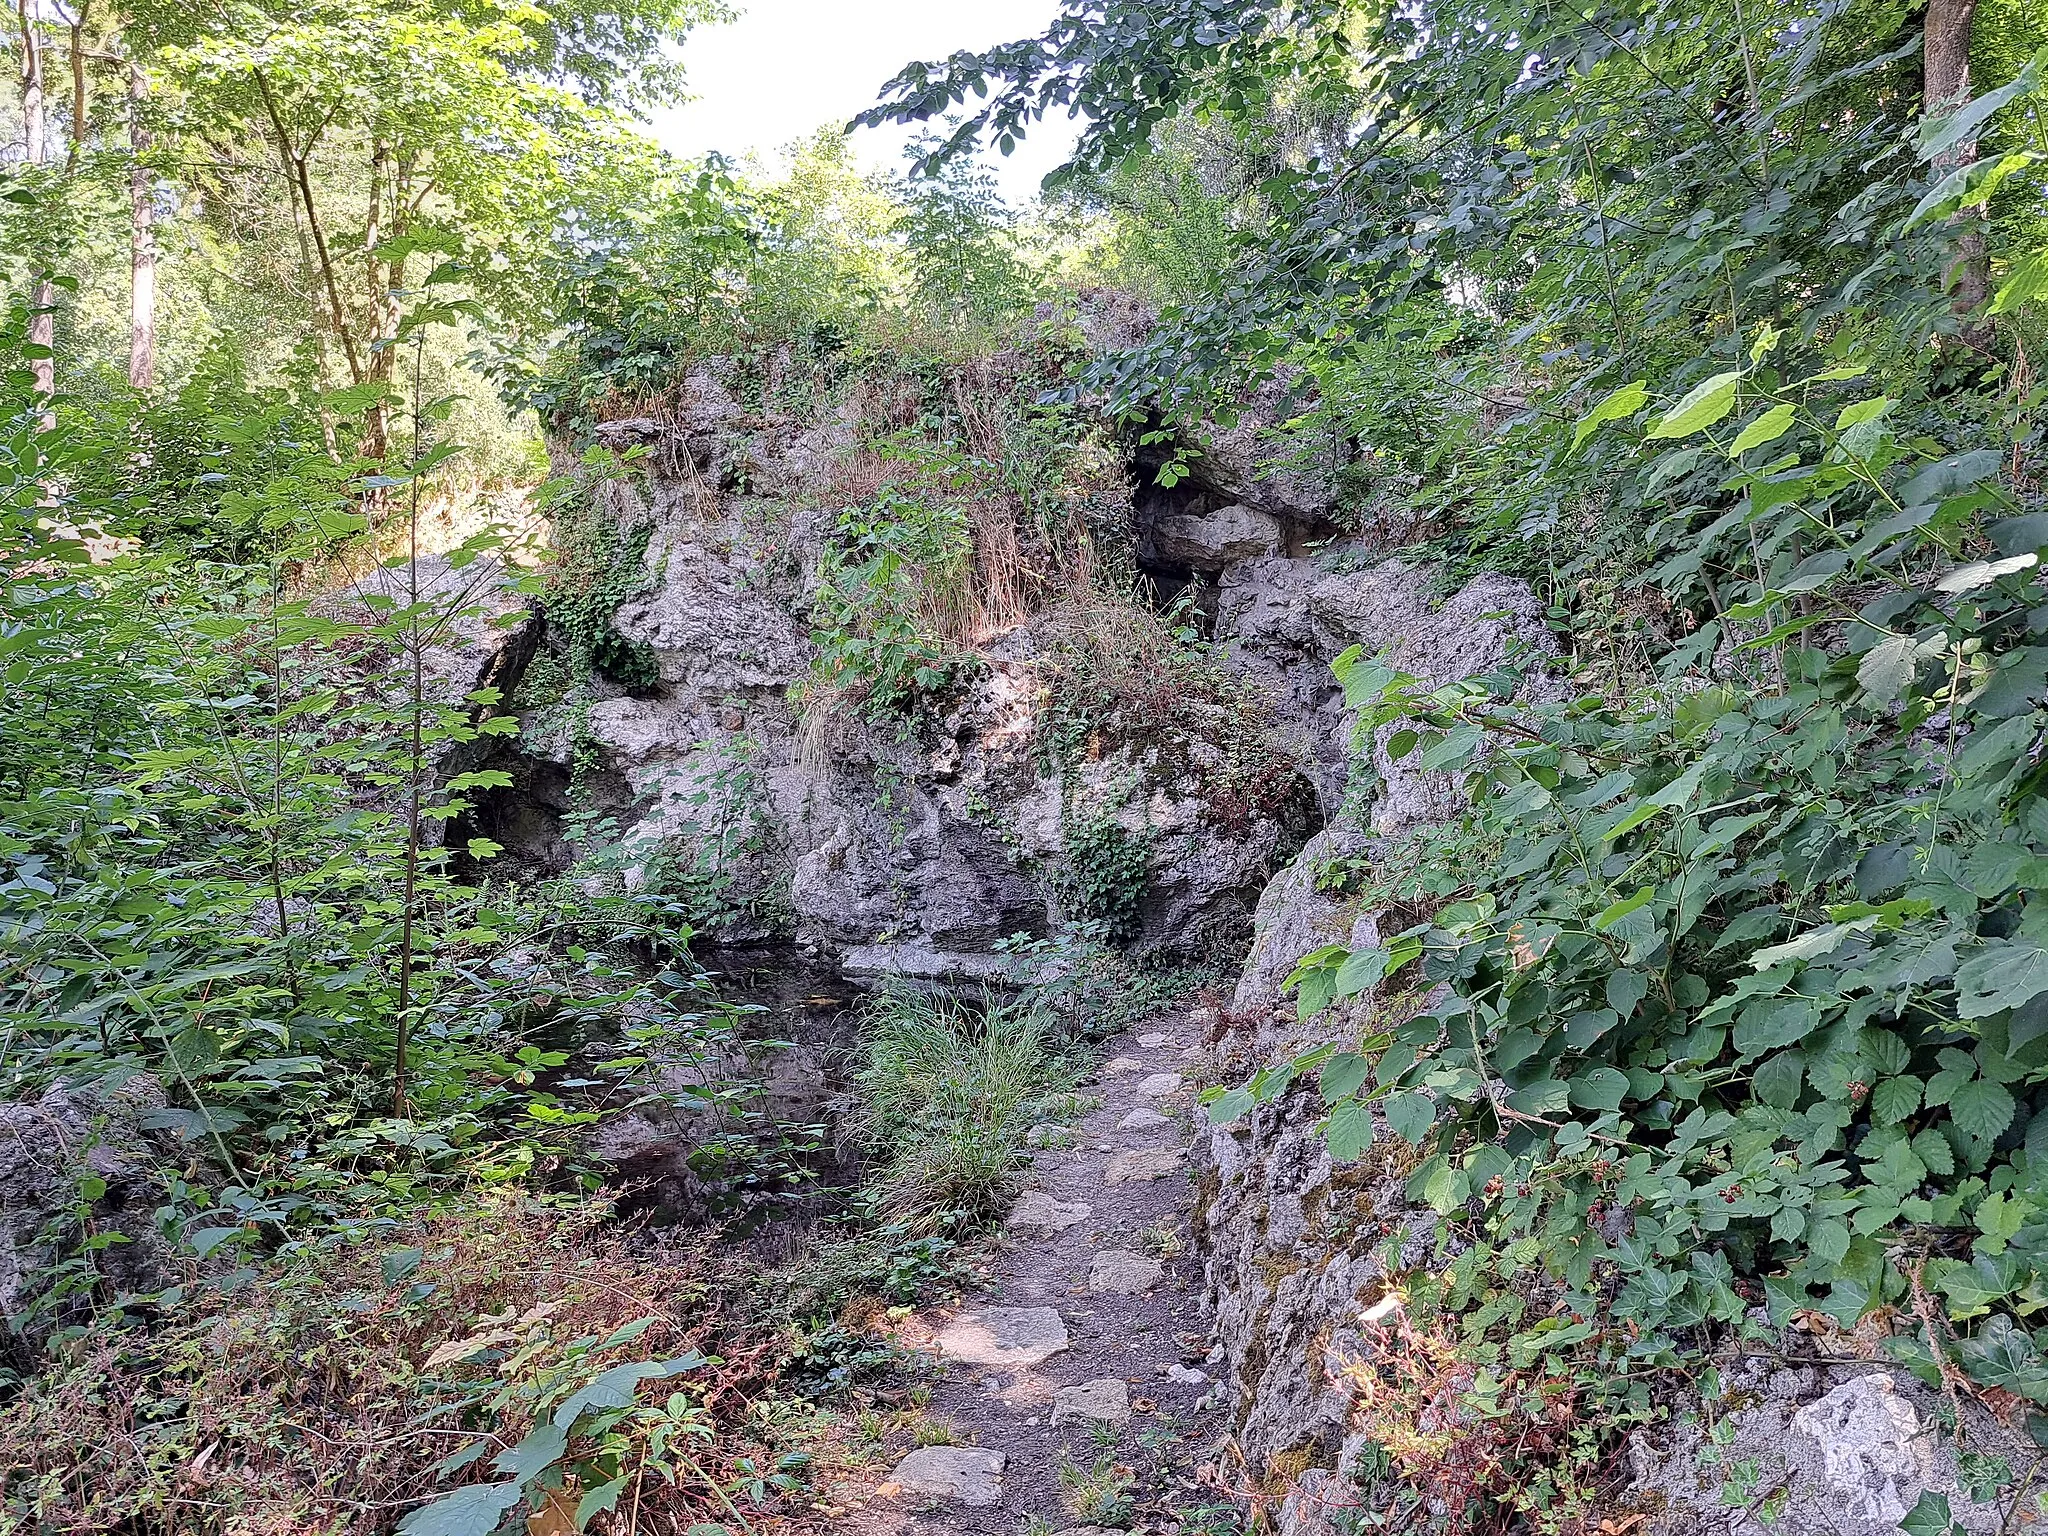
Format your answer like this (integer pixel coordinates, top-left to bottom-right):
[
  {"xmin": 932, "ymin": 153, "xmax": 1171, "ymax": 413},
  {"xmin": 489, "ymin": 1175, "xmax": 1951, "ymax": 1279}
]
[{"xmin": 874, "ymin": 1018, "xmax": 1227, "ymax": 1534}]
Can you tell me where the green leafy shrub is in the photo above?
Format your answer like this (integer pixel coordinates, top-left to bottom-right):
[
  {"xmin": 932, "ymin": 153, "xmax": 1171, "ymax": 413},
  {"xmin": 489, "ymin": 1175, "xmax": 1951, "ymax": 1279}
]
[
  {"xmin": 1058, "ymin": 806, "xmax": 1152, "ymax": 939},
  {"xmin": 1233, "ymin": 350, "xmax": 2048, "ymax": 1423}
]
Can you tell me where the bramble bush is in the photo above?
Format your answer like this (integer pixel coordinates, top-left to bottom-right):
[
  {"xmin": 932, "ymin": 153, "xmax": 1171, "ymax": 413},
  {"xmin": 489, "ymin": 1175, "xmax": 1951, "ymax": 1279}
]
[{"xmin": 1216, "ymin": 328, "xmax": 2048, "ymax": 1427}]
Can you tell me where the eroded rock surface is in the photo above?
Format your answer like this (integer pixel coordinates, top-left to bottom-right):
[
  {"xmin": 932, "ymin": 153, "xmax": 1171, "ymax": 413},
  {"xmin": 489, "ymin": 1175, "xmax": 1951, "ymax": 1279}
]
[
  {"xmin": 0, "ymin": 1076, "xmax": 181, "ymax": 1346},
  {"xmin": 1629, "ymin": 1366, "xmax": 2013, "ymax": 1535}
]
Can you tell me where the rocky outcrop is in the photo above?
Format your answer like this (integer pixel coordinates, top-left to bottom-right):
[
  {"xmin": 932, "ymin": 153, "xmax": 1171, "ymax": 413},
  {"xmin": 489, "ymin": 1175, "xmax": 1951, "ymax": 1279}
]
[
  {"xmin": 1216, "ymin": 556, "xmax": 1553, "ymax": 817},
  {"xmin": 1629, "ymin": 1365, "xmax": 2018, "ymax": 1535},
  {"xmin": 1187, "ymin": 557, "xmax": 2046, "ymax": 1529},
  {"xmin": 468, "ymin": 354, "xmax": 1326, "ymax": 970},
  {"xmin": 0, "ymin": 1076, "xmax": 180, "ymax": 1350}
]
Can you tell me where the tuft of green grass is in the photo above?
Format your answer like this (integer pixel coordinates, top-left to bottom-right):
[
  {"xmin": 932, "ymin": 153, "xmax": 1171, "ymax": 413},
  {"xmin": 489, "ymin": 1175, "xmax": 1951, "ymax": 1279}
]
[
  {"xmin": 1057, "ymin": 1451, "xmax": 1136, "ymax": 1525},
  {"xmin": 852, "ymin": 987, "xmax": 1080, "ymax": 1232}
]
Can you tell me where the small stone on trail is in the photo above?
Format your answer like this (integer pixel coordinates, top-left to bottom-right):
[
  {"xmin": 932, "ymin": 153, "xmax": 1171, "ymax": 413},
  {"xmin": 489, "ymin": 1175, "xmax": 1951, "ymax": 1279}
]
[
  {"xmin": 1024, "ymin": 1122, "xmax": 1075, "ymax": 1149},
  {"xmin": 1105, "ymin": 1147, "xmax": 1184, "ymax": 1184},
  {"xmin": 1100, "ymin": 1055, "xmax": 1146, "ymax": 1077},
  {"xmin": 1136, "ymin": 1031, "xmax": 1173, "ymax": 1048},
  {"xmin": 1133, "ymin": 1072, "xmax": 1184, "ymax": 1099},
  {"xmin": 1007, "ymin": 1190, "xmax": 1091, "ymax": 1232},
  {"xmin": 1118, "ymin": 1106, "xmax": 1172, "ymax": 1131},
  {"xmin": 1089, "ymin": 1249, "xmax": 1164, "ymax": 1294},
  {"xmin": 889, "ymin": 1445, "xmax": 1005, "ymax": 1507},
  {"xmin": 1168, "ymin": 1363, "xmax": 1210, "ymax": 1385},
  {"xmin": 1051, "ymin": 1376, "xmax": 1131, "ymax": 1426},
  {"xmin": 937, "ymin": 1305, "xmax": 1071, "ymax": 1367}
]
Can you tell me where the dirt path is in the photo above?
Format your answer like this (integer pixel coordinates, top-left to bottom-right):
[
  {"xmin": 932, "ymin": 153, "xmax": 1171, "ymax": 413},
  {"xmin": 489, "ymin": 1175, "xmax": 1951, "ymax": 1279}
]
[{"xmin": 861, "ymin": 1016, "xmax": 1231, "ymax": 1535}]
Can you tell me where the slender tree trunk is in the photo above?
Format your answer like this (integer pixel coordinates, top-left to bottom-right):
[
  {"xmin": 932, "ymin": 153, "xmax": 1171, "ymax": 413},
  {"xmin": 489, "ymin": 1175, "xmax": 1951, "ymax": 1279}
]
[
  {"xmin": 17, "ymin": 0, "xmax": 53, "ymax": 419},
  {"xmin": 126, "ymin": 59, "xmax": 153, "ymax": 389},
  {"xmin": 63, "ymin": 1, "xmax": 83, "ymax": 167},
  {"xmin": 1926, "ymin": 0, "xmax": 1990, "ymax": 342},
  {"xmin": 362, "ymin": 139, "xmax": 389, "ymax": 459}
]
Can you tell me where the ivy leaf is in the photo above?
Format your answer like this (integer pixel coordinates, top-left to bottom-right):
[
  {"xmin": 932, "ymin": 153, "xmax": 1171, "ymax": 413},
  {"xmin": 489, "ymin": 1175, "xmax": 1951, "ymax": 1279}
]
[
  {"xmin": 1974, "ymin": 1189, "xmax": 2032, "ymax": 1253},
  {"xmin": 1949, "ymin": 1078, "xmax": 2017, "ymax": 1141},
  {"xmin": 1646, "ymin": 370, "xmax": 1743, "ymax": 440},
  {"xmin": 1809, "ymin": 1217, "xmax": 1852, "ymax": 1267},
  {"xmin": 1955, "ymin": 941, "xmax": 2048, "ymax": 1018},
  {"xmin": 1900, "ymin": 1492, "xmax": 1957, "ymax": 1536},
  {"xmin": 1955, "ymin": 1315, "xmax": 2048, "ymax": 1403}
]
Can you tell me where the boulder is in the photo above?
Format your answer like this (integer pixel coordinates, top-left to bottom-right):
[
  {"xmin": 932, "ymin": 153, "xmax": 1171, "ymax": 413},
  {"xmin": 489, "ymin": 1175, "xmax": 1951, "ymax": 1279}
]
[
  {"xmin": 1214, "ymin": 557, "xmax": 1554, "ymax": 819},
  {"xmin": 1142, "ymin": 504, "xmax": 1283, "ymax": 571},
  {"xmin": 0, "ymin": 1077, "xmax": 180, "ymax": 1347}
]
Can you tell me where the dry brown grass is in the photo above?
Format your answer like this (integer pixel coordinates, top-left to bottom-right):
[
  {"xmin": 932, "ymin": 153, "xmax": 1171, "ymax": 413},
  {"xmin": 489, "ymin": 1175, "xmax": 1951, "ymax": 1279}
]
[{"xmin": 0, "ymin": 1194, "xmax": 809, "ymax": 1536}]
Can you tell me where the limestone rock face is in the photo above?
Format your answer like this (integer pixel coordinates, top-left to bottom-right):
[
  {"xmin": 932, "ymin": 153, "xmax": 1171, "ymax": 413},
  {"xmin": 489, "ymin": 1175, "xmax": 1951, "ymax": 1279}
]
[
  {"xmin": 1216, "ymin": 557, "xmax": 1554, "ymax": 817},
  {"xmin": 1190, "ymin": 569, "xmax": 1559, "ymax": 1479},
  {"xmin": 477, "ymin": 357, "xmax": 1323, "ymax": 970},
  {"xmin": 0, "ymin": 1077, "xmax": 180, "ymax": 1344},
  {"xmin": 1141, "ymin": 504, "xmax": 1283, "ymax": 571},
  {"xmin": 1628, "ymin": 1366, "xmax": 2011, "ymax": 1534}
]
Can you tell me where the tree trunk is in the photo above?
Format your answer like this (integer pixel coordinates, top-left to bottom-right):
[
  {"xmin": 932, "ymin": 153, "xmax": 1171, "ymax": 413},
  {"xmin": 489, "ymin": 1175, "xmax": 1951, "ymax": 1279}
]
[
  {"xmin": 1925, "ymin": 0, "xmax": 1990, "ymax": 341},
  {"xmin": 127, "ymin": 59, "xmax": 153, "ymax": 390},
  {"xmin": 17, "ymin": 0, "xmax": 53, "ymax": 417},
  {"xmin": 63, "ymin": 5, "xmax": 83, "ymax": 167},
  {"xmin": 362, "ymin": 139, "xmax": 390, "ymax": 459}
]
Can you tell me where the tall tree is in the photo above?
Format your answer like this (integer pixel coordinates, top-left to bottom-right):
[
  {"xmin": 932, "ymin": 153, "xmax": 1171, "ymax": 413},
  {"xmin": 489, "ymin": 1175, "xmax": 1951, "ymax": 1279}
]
[
  {"xmin": 15, "ymin": 0, "xmax": 52, "ymax": 416},
  {"xmin": 1924, "ymin": 0, "xmax": 1990, "ymax": 336},
  {"xmin": 126, "ymin": 54, "xmax": 152, "ymax": 388}
]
